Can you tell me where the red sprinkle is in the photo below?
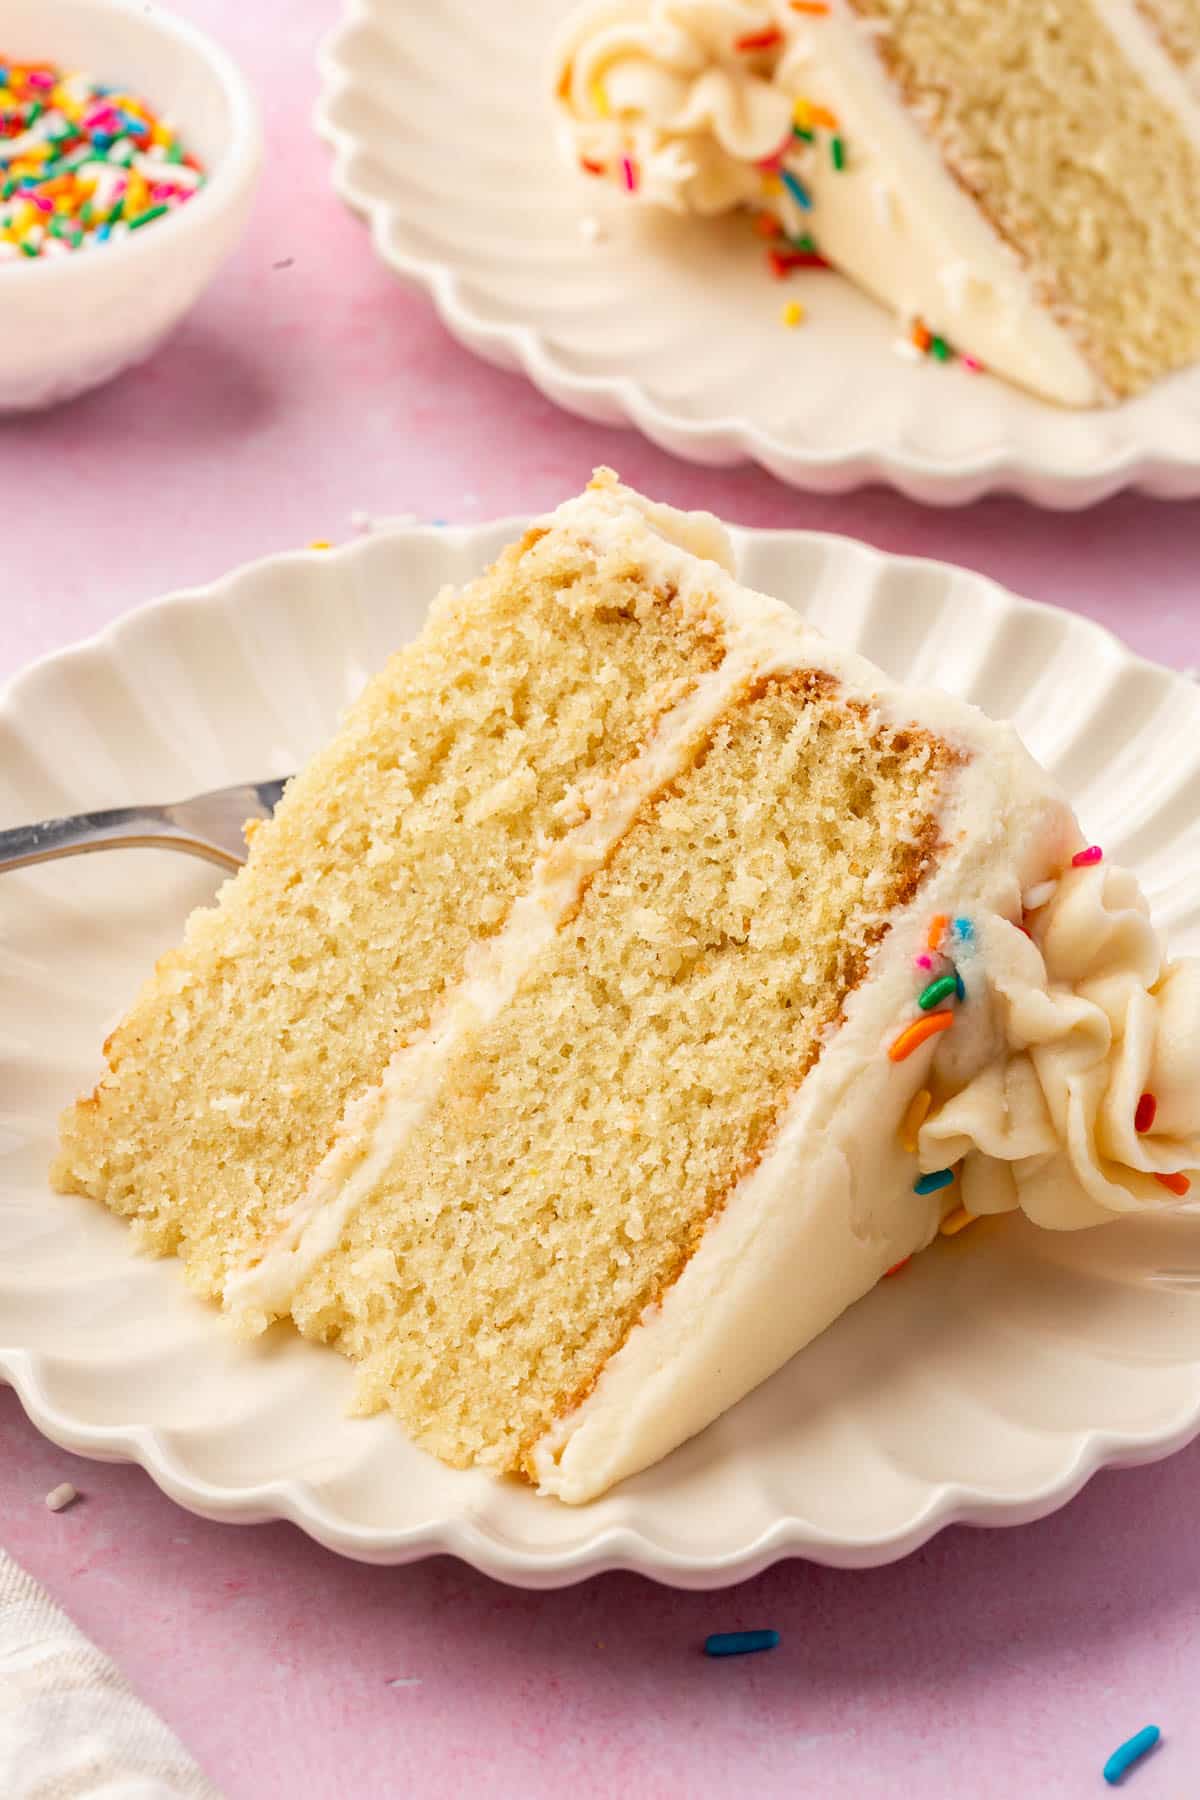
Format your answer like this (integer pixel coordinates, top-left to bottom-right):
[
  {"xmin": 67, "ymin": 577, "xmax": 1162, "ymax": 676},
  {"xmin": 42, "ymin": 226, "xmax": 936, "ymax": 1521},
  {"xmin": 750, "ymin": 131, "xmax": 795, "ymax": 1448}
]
[
  {"xmin": 753, "ymin": 212, "xmax": 784, "ymax": 238},
  {"xmin": 1156, "ymin": 1171, "xmax": 1191, "ymax": 1197},
  {"xmin": 767, "ymin": 247, "xmax": 830, "ymax": 277},
  {"xmin": 620, "ymin": 154, "xmax": 638, "ymax": 193},
  {"xmin": 580, "ymin": 157, "xmax": 606, "ymax": 176},
  {"xmin": 754, "ymin": 133, "xmax": 796, "ymax": 170},
  {"xmin": 1135, "ymin": 1093, "xmax": 1158, "ymax": 1134},
  {"xmin": 735, "ymin": 26, "xmax": 784, "ymax": 51},
  {"xmin": 1072, "ymin": 845, "xmax": 1104, "ymax": 867},
  {"xmin": 884, "ymin": 1257, "xmax": 911, "ymax": 1278}
]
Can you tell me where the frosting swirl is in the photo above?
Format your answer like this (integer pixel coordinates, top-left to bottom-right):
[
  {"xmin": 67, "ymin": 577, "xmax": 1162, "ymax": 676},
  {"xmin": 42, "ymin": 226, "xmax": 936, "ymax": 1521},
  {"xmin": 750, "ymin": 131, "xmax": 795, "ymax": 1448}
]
[
  {"xmin": 554, "ymin": 1, "xmax": 792, "ymax": 212},
  {"xmin": 920, "ymin": 863, "xmax": 1200, "ymax": 1229}
]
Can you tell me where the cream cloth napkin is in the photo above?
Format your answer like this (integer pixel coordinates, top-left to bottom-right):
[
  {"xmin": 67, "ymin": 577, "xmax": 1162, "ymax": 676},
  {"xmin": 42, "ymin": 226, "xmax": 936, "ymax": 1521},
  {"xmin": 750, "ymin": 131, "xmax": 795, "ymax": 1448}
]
[{"xmin": 0, "ymin": 1549, "xmax": 221, "ymax": 1800}]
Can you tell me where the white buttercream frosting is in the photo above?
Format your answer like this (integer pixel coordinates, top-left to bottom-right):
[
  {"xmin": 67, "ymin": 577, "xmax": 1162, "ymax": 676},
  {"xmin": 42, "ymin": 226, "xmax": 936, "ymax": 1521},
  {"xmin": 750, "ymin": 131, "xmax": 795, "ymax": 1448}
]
[
  {"xmin": 223, "ymin": 474, "xmax": 1199, "ymax": 1502},
  {"xmin": 551, "ymin": 0, "xmax": 1108, "ymax": 405},
  {"xmin": 920, "ymin": 862, "xmax": 1200, "ymax": 1229}
]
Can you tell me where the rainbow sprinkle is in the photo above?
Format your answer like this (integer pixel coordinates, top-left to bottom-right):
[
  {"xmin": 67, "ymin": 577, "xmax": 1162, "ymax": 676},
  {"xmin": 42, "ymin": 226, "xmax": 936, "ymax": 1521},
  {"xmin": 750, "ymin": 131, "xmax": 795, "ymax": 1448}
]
[
  {"xmin": 0, "ymin": 57, "xmax": 205, "ymax": 262},
  {"xmin": 1072, "ymin": 844, "xmax": 1104, "ymax": 867},
  {"xmin": 767, "ymin": 243, "xmax": 829, "ymax": 276},
  {"xmin": 779, "ymin": 168, "xmax": 813, "ymax": 211},
  {"xmin": 1155, "ymin": 1171, "xmax": 1191, "ymax": 1197},
  {"xmin": 888, "ymin": 1011, "xmax": 954, "ymax": 1063},
  {"xmin": 1135, "ymin": 1093, "xmax": 1158, "ymax": 1133},
  {"xmin": 704, "ymin": 1629, "xmax": 780, "ymax": 1657},
  {"xmin": 620, "ymin": 154, "xmax": 638, "ymax": 193},
  {"xmin": 902, "ymin": 315, "xmax": 970, "ymax": 371},
  {"xmin": 734, "ymin": 26, "xmax": 784, "ymax": 52},
  {"xmin": 917, "ymin": 973, "xmax": 958, "ymax": 1011},
  {"xmin": 914, "ymin": 1168, "xmax": 955, "ymax": 1197},
  {"xmin": 781, "ymin": 298, "xmax": 805, "ymax": 327},
  {"xmin": 940, "ymin": 1206, "xmax": 976, "ymax": 1237},
  {"xmin": 1103, "ymin": 1725, "xmax": 1160, "ymax": 1786}
]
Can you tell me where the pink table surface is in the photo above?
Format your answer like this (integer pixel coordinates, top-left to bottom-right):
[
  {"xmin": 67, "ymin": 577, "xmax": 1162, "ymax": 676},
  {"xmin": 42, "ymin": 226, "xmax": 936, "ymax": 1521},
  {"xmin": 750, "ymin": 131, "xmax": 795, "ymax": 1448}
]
[{"xmin": 2, "ymin": 3, "xmax": 1200, "ymax": 1796}]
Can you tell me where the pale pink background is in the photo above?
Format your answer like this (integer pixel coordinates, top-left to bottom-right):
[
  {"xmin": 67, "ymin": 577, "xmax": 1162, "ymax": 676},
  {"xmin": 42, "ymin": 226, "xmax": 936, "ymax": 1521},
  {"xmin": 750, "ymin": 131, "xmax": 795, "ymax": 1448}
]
[{"xmin": 2, "ymin": 2, "xmax": 1200, "ymax": 1795}]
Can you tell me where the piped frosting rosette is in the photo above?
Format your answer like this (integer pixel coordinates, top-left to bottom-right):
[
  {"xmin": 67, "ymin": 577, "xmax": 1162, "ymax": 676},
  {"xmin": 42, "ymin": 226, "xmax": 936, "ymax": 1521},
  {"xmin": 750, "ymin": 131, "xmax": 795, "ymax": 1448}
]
[
  {"xmin": 554, "ymin": 1, "xmax": 792, "ymax": 212},
  {"xmin": 919, "ymin": 863, "xmax": 1200, "ymax": 1230}
]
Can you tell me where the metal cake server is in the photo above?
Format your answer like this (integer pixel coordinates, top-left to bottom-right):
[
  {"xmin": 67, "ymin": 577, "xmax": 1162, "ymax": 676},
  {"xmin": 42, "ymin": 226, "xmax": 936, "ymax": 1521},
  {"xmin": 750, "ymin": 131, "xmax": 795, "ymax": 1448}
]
[{"xmin": 0, "ymin": 776, "xmax": 292, "ymax": 875}]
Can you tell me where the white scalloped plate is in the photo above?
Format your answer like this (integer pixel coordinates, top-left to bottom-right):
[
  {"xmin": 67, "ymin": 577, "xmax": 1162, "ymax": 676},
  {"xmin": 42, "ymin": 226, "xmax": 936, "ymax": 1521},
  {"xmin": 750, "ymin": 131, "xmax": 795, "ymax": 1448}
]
[
  {"xmin": 314, "ymin": 0, "xmax": 1200, "ymax": 507},
  {"xmin": 3, "ymin": 521, "xmax": 1200, "ymax": 1587}
]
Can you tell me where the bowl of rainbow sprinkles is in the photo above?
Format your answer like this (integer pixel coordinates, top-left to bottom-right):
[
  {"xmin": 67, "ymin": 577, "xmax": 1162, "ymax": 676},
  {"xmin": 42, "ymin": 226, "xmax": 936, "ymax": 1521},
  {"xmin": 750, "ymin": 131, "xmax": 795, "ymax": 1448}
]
[{"xmin": 0, "ymin": 0, "xmax": 260, "ymax": 410}]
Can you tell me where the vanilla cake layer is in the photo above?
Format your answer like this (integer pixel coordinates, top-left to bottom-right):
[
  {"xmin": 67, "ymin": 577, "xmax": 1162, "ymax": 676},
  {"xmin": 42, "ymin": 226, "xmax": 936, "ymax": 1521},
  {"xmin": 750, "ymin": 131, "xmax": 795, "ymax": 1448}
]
[
  {"xmin": 53, "ymin": 511, "xmax": 727, "ymax": 1295},
  {"xmin": 853, "ymin": 0, "xmax": 1200, "ymax": 396},
  {"xmin": 277, "ymin": 674, "xmax": 954, "ymax": 1473}
]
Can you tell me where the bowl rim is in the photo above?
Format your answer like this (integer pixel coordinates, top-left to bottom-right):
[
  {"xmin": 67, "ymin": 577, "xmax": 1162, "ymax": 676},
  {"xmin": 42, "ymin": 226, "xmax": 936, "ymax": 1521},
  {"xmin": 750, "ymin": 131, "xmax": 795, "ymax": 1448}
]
[{"xmin": 0, "ymin": 0, "xmax": 262, "ymax": 283}]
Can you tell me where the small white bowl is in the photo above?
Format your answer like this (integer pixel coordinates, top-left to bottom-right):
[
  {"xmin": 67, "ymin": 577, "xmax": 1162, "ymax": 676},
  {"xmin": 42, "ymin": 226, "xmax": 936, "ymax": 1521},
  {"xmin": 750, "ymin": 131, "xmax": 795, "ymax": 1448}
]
[{"xmin": 0, "ymin": 0, "xmax": 261, "ymax": 411}]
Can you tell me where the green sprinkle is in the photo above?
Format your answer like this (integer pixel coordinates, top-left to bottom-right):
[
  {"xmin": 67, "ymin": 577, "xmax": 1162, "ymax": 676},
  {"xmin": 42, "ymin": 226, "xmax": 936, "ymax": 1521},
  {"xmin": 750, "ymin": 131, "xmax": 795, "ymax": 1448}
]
[
  {"xmin": 19, "ymin": 238, "xmax": 38, "ymax": 257},
  {"xmin": 929, "ymin": 335, "xmax": 952, "ymax": 362},
  {"xmin": 792, "ymin": 125, "xmax": 815, "ymax": 143},
  {"xmin": 48, "ymin": 214, "xmax": 66, "ymax": 238},
  {"xmin": 79, "ymin": 199, "xmax": 93, "ymax": 225},
  {"xmin": 1, "ymin": 176, "xmax": 15, "ymax": 199},
  {"xmin": 107, "ymin": 196, "xmax": 125, "ymax": 225},
  {"xmin": 26, "ymin": 100, "xmax": 44, "ymax": 126},
  {"xmin": 166, "ymin": 140, "xmax": 183, "ymax": 164},
  {"xmin": 789, "ymin": 232, "xmax": 816, "ymax": 253},
  {"xmin": 918, "ymin": 974, "xmax": 959, "ymax": 1011},
  {"xmin": 128, "ymin": 202, "xmax": 168, "ymax": 230},
  {"xmin": 70, "ymin": 226, "xmax": 83, "ymax": 248},
  {"xmin": 831, "ymin": 135, "xmax": 845, "ymax": 170}
]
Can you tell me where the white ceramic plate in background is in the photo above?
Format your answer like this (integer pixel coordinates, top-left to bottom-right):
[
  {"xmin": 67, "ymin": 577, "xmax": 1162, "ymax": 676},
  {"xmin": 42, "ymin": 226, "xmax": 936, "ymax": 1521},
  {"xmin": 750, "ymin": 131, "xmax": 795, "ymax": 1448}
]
[
  {"xmin": 315, "ymin": 0, "xmax": 1200, "ymax": 507},
  {"xmin": 2, "ymin": 522, "xmax": 1200, "ymax": 1588}
]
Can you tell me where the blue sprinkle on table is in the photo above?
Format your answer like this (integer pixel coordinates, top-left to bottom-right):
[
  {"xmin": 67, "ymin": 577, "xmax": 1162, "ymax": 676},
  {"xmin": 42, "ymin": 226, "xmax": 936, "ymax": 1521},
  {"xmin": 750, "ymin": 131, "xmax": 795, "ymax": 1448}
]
[{"xmin": 703, "ymin": 1630, "xmax": 780, "ymax": 1658}]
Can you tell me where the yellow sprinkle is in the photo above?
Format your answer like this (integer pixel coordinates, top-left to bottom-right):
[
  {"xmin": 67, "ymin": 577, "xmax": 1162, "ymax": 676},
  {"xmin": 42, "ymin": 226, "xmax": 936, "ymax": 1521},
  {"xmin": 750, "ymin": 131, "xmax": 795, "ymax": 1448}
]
[
  {"xmin": 781, "ymin": 300, "xmax": 805, "ymax": 327},
  {"xmin": 308, "ymin": 539, "xmax": 331, "ymax": 550},
  {"xmin": 589, "ymin": 76, "xmax": 610, "ymax": 118},
  {"xmin": 899, "ymin": 1088, "xmax": 932, "ymax": 1154},
  {"xmin": 793, "ymin": 97, "xmax": 812, "ymax": 128},
  {"xmin": 761, "ymin": 172, "xmax": 783, "ymax": 196},
  {"xmin": 940, "ymin": 1206, "xmax": 976, "ymax": 1238}
]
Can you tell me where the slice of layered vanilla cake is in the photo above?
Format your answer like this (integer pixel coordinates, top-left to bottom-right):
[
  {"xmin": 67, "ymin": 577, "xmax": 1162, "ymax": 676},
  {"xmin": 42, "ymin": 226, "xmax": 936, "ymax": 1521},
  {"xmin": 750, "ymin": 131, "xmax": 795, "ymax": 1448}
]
[
  {"xmin": 55, "ymin": 473, "xmax": 1200, "ymax": 1502},
  {"xmin": 552, "ymin": 0, "xmax": 1200, "ymax": 404}
]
